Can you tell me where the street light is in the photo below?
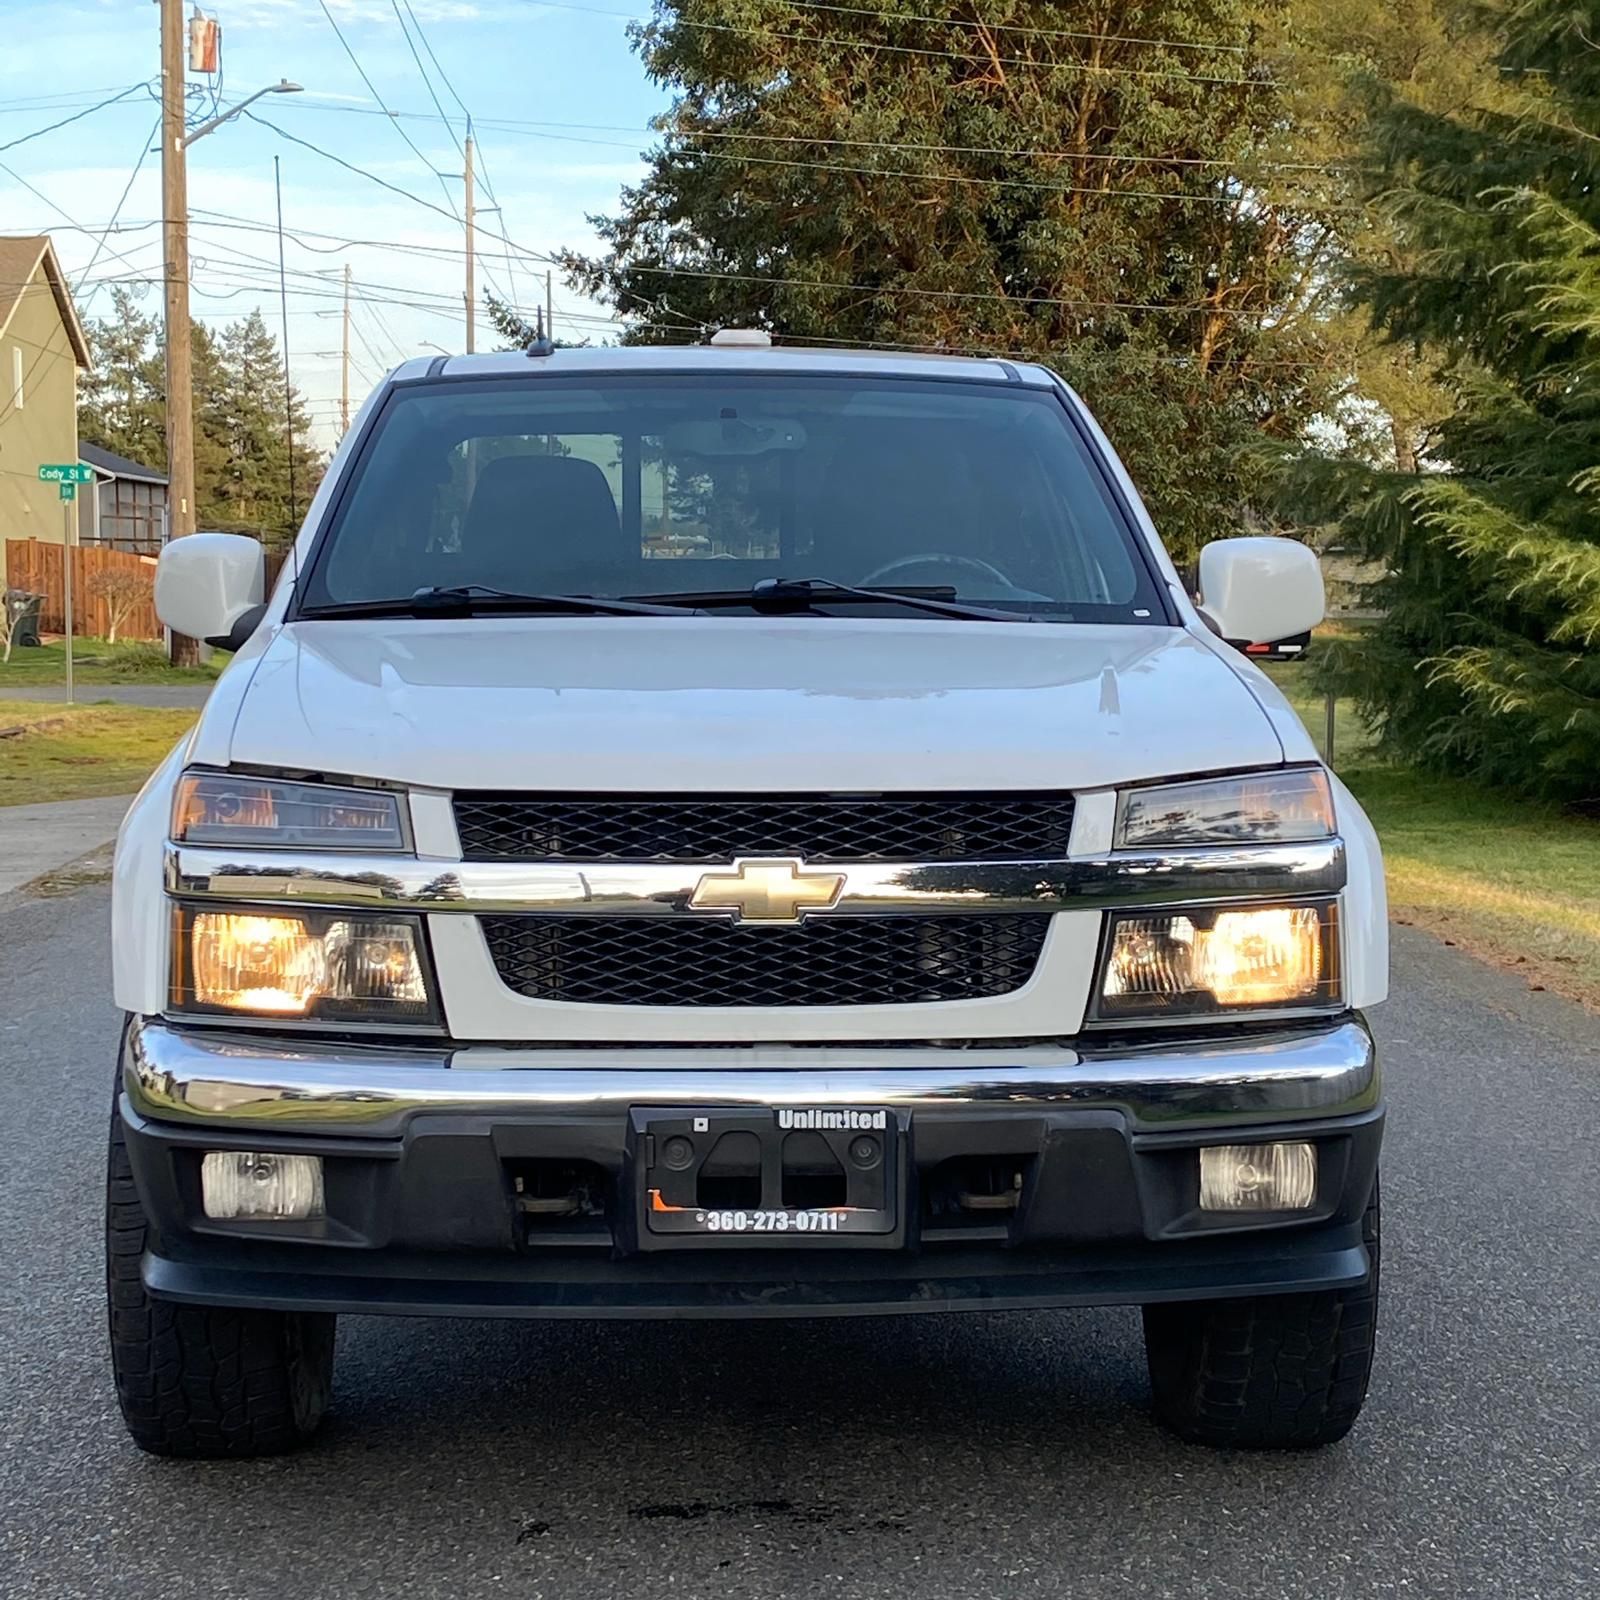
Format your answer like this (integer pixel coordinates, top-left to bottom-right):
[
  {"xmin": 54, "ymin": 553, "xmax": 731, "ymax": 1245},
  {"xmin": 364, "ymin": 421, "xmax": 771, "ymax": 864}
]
[{"xmin": 183, "ymin": 80, "xmax": 302, "ymax": 149}]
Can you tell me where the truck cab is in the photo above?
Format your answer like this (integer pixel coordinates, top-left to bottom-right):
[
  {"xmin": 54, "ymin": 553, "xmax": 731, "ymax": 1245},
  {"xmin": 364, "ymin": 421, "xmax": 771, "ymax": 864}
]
[{"xmin": 107, "ymin": 342, "xmax": 1385, "ymax": 1457}]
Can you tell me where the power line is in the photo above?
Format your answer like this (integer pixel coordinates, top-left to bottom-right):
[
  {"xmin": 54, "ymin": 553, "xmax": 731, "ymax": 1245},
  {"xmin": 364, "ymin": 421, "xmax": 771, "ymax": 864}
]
[
  {"xmin": 244, "ymin": 111, "xmax": 555, "ymax": 267},
  {"xmin": 0, "ymin": 81, "xmax": 153, "ymax": 155},
  {"xmin": 0, "ymin": 111, "xmax": 161, "ymax": 427},
  {"xmin": 525, "ymin": 1, "xmax": 1278, "ymax": 87},
  {"xmin": 390, "ymin": 0, "xmax": 517, "ymax": 304},
  {"xmin": 0, "ymin": 176, "xmax": 155, "ymax": 279},
  {"xmin": 314, "ymin": 0, "xmax": 463, "ymax": 219},
  {"xmin": 18, "ymin": 202, "xmax": 1321, "ymax": 330},
  {"xmin": 390, "ymin": 0, "xmax": 466, "ymax": 165},
  {"xmin": 542, "ymin": 117, "xmax": 1345, "ymax": 175},
  {"xmin": 74, "ymin": 115, "xmax": 164, "ymax": 297},
  {"xmin": 359, "ymin": 293, "xmax": 411, "ymax": 363},
  {"xmin": 195, "ymin": 209, "xmax": 470, "ymax": 263},
  {"xmin": 648, "ymin": 143, "xmax": 1321, "ymax": 207},
  {"xmin": 349, "ymin": 304, "xmax": 399, "ymax": 373},
  {"xmin": 62, "ymin": 214, "xmax": 1311, "ymax": 327},
  {"xmin": 283, "ymin": 98, "xmax": 1351, "ymax": 183},
  {"xmin": 0, "ymin": 83, "xmax": 154, "ymax": 114},
  {"xmin": 597, "ymin": 261, "xmax": 1308, "ymax": 318},
  {"xmin": 721, "ymin": 0, "xmax": 1254, "ymax": 56}
]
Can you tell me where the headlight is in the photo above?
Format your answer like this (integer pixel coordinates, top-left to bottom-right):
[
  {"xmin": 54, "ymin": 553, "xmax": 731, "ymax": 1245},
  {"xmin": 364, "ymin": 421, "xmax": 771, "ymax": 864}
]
[
  {"xmin": 1091, "ymin": 900, "xmax": 1339, "ymax": 1022},
  {"xmin": 173, "ymin": 771, "xmax": 406, "ymax": 850},
  {"xmin": 1116, "ymin": 767, "xmax": 1334, "ymax": 849},
  {"xmin": 170, "ymin": 906, "xmax": 439, "ymax": 1026}
]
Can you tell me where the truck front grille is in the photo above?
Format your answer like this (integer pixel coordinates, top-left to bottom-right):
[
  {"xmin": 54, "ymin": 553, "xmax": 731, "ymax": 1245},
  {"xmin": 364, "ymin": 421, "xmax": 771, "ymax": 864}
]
[
  {"xmin": 479, "ymin": 915, "xmax": 1051, "ymax": 1008},
  {"xmin": 454, "ymin": 793, "xmax": 1075, "ymax": 863}
]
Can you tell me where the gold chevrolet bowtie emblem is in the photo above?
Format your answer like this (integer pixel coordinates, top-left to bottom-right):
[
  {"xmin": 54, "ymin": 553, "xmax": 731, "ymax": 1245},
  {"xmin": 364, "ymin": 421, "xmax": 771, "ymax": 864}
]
[{"xmin": 688, "ymin": 857, "xmax": 846, "ymax": 924}]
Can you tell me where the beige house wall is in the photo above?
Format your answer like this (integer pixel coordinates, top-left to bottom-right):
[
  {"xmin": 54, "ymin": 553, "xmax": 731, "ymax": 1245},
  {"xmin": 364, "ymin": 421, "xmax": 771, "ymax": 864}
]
[{"xmin": 0, "ymin": 265, "xmax": 82, "ymax": 586}]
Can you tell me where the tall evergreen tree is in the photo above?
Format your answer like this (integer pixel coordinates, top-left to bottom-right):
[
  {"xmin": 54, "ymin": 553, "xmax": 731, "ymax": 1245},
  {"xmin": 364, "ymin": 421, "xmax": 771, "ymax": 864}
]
[
  {"xmin": 206, "ymin": 310, "xmax": 322, "ymax": 539},
  {"xmin": 1289, "ymin": 0, "xmax": 1600, "ymax": 798},
  {"xmin": 78, "ymin": 288, "xmax": 166, "ymax": 469},
  {"xmin": 560, "ymin": 0, "xmax": 1359, "ymax": 560},
  {"xmin": 76, "ymin": 302, "xmax": 323, "ymax": 544}
]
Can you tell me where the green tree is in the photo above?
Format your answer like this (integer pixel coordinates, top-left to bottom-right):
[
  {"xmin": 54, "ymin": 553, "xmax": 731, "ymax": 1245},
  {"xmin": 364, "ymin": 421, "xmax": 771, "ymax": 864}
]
[
  {"xmin": 1289, "ymin": 0, "xmax": 1600, "ymax": 797},
  {"xmin": 78, "ymin": 287, "xmax": 166, "ymax": 469},
  {"xmin": 558, "ymin": 0, "xmax": 1363, "ymax": 561},
  {"xmin": 78, "ymin": 299, "xmax": 324, "ymax": 545},
  {"xmin": 200, "ymin": 310, "xmax": 323, "ymax": 542}
]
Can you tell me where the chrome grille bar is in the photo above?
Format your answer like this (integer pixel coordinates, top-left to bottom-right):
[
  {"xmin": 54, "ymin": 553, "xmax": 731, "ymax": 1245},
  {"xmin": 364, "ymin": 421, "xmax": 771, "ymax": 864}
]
[{"xmin": 165, "ymin": 839, "xmax": 1345, "ymax": 915}]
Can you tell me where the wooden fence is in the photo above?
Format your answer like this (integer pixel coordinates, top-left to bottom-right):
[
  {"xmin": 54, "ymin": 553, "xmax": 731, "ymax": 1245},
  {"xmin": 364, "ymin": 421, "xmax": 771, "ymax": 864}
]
[{"xmin": 5, "ymin": 539, "xmax": 162, "ymax": 640}]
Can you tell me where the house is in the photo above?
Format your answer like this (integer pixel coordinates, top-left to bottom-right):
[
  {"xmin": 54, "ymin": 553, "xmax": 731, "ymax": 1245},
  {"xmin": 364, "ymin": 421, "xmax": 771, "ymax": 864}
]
[
  {"xmin": 79, "ymin": 442, "xmax": 169, "ymax": 554},
  {"xmin": 0, "ymin": 234, "xmax": 92, "ymax": 586}
]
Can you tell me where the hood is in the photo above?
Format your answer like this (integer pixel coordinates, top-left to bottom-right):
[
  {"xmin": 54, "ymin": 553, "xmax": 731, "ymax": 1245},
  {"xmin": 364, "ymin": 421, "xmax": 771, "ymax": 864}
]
[{"xmin": 217, "ymin": 616, "xmax": 1284, "ymax": 792}]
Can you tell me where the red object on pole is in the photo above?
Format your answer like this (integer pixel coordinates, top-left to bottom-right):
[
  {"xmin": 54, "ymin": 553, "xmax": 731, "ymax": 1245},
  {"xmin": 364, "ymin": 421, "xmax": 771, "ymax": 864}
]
[{"xmin": 188, "ymin": 10, "xmax": 220, "ymax": 74}]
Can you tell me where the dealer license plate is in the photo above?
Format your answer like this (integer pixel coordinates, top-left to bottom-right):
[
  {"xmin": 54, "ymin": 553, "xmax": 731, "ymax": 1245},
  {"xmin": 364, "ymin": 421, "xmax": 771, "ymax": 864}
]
[{"xmin": 629, "ymin": 1106, "xmax": 905, "ymax": 1250}]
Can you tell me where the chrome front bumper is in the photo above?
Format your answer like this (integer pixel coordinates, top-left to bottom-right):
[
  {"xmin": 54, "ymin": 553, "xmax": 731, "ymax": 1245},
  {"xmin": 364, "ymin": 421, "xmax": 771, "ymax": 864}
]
[{"xmin": 124, "ymin": 1013, "xmax": 1379, "ymax": 1139}]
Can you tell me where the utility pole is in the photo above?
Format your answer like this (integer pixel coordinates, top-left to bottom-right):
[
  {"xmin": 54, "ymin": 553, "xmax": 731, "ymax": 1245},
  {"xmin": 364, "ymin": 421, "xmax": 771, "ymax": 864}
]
[
  {"xmin": 546, "ymin": 269, "xmax": 553, "ymax": 345},
  {"xmin": 340, "ymin": 264, "xmax": 351, "ymax": 436},
  {"xmin": 159, "ymin": 0, "xmax": 196, "ymax": 661},
  {"xmin": 464, "ymin": 133, "xmax": 475, "ymax": 353}
]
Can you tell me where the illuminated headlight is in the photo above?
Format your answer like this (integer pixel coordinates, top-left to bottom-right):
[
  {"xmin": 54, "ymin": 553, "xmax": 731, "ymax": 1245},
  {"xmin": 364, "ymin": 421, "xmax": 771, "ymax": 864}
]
[
  {"xmin": 1117, "ymin": 767, "xmax": 1334, "ymax": 849},
  {"xmin": 173, "ymin": 771, "xmax": 405, "ymax": 850},
  {"xmin": 171, "ymin": 907, "xmax": 438, "ymax": 1025},
  {"xmin": 1092, "ymin": 901, "xmax": 1339, "ymax": 1022}
]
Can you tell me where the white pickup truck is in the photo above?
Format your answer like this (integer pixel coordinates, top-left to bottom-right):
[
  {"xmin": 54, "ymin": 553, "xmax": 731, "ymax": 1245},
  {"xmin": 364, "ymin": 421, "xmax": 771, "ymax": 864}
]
[{"xmin": 108, "ymin": 338, "xmax": 1386, "ymax": 1458}]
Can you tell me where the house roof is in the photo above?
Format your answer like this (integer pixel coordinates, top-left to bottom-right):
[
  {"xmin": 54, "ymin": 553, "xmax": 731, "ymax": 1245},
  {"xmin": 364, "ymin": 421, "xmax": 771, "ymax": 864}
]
[
  {"xmin": 0, "ymin": 235, "xmax": 92, "ymax": 368},
  {"xmin": 79, "ymin": 441, "xmax": 168, "ymax": 485}
]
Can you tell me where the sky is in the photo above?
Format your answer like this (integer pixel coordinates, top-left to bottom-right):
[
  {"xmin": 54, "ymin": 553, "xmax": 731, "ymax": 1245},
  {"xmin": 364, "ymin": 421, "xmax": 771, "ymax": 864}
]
[{"xmin": 0, "ymin": 0, "xmax": 671, "ymax": 449}]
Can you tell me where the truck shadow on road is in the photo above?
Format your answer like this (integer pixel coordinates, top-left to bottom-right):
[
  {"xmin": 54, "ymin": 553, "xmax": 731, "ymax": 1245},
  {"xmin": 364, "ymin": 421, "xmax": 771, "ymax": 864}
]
[{"xmin": 263, "ymin": 1306, "xmax": 1363, "ymax": 1568}]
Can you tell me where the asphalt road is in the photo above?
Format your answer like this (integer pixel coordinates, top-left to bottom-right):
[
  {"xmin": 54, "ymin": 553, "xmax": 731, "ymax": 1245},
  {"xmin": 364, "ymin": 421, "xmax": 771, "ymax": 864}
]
[{"xmin": 3, "ymin": 888, "xmax": 1598, "ymax": 1600}]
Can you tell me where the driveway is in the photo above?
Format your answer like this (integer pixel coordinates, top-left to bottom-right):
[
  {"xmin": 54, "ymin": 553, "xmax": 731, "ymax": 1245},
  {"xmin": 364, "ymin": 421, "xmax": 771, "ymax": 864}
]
[
  {"xmin": 1, "ymin": 893, "xmax": 1596, "ymax": 1599},
  {"xmin": 0, "ymin": 794, "xmax": 131, "ymax": 895}
]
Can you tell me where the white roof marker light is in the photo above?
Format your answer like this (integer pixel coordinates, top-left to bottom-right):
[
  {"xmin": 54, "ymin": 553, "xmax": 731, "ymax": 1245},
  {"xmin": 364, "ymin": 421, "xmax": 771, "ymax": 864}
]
[{"xmin": 709, "ymin": 327, "xmax": 773, "ymax": 347}]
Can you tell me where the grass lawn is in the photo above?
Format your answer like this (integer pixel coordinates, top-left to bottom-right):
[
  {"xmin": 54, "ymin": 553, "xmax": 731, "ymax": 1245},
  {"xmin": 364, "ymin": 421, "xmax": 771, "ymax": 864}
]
[
  {"xmin": 1267, "ymin": 656, "xmax": 1600, "ymax": 1011},
  {"xmin": 0, "ymin": 637, "xmax": 223, "ymax": 687},
  {"xmin": 0, "ymin": 698, "xmax": 195, "ymax": 807}
]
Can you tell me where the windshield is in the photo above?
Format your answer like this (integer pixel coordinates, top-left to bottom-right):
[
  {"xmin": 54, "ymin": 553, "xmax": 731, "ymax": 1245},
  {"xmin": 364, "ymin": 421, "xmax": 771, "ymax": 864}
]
[{"xmin": 299, "ymin": 373, "xmax": 1167, "ymax": 623}]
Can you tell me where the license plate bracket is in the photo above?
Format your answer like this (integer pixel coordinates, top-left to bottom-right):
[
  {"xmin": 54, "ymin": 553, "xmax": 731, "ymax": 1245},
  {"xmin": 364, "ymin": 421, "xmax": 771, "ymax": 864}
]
[{"xmin": 628, "ymin": 1106, "xmax": 907, "ymax": 1250}]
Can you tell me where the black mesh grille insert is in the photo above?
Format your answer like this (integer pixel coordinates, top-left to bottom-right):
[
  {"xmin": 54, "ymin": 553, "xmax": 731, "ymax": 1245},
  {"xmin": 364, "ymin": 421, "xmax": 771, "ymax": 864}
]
[
  {"xmin": 480, "ymin": 915, "xmax": 1051, "ymax": 1007},
  {"xmin": 454, "ymin": 794, "xmax": 1075, "ymax": 862}
]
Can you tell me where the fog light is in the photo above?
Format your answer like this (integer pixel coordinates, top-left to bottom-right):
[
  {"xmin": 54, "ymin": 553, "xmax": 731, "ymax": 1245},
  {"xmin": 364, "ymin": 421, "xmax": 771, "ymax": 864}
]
[
  {"xmin": 201, "ymin": 1152, "xmax": 325, "ymax": 1221},
  {"xmin": 1199, "ymin": 1142, "xmax": 1316, "ymax": 1212}
]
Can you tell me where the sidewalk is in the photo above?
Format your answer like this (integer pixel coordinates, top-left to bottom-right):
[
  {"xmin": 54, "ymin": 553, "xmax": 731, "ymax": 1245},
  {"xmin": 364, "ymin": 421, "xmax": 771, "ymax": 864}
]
[{"xmin": 0, "ymin": 794, "xmax": 135, "ymax": 895}]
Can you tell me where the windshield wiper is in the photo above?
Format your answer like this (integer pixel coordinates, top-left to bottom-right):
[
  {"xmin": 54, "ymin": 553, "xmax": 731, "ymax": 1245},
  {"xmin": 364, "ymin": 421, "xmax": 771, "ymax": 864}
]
[
  {"xmin": 627, "ymin": 577, "xmax": 1035, "ymax": 623},
  {"xmin": 302, "ymin": 585, "xmax": 704, "ymax": 620}
]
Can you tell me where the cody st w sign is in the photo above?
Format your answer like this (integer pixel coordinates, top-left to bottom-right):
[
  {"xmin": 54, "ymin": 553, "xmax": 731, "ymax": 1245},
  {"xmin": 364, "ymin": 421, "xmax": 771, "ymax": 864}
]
[{"xmin": 39, "ymin": 463, "xmax": 94, "ymax": 502}]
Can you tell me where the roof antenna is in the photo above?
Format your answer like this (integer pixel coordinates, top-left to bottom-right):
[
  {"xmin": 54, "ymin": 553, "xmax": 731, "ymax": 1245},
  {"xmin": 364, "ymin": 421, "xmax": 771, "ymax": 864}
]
[{"xmin": 525, "ymin": 306, "xmax": 555, "ymax": 358}]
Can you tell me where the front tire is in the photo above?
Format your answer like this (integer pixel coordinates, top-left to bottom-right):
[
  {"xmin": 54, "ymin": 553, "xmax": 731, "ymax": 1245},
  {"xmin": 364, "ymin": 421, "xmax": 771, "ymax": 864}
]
[
  {"xmin": 106, "ymin": 1096, "xmax": 336, "ymax": 1458},
  {"xmin": 1142, "ymin": 1182, "xmax": 1380, "ymax": 1450}
]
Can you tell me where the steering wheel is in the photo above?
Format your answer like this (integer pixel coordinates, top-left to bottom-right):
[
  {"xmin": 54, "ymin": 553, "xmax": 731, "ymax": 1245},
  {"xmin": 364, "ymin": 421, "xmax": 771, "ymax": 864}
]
[{"xmin": 860, "ymin": 552, "xmax": 1017, "ymax": 590}]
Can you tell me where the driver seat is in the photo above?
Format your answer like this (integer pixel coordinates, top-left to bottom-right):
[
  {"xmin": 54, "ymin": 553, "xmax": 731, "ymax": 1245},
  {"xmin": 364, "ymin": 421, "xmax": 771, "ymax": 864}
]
[
  {"xmin": 810, "ymin": 426, "xmax": 984, "ymax": 580},
  {"xmin": 457, "ymin": 454, "xmax": 631, "ymax": 592}
]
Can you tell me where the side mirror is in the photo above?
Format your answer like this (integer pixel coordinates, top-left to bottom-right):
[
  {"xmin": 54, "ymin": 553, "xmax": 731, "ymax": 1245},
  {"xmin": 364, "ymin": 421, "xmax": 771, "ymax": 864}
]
[
  {"xmin": 154, "ymin": 533, "xmax": 266, "ymax": 649},
  {"xmin": 1197, "ymin": 537, "xmax": 1324, "ymax": 652}
]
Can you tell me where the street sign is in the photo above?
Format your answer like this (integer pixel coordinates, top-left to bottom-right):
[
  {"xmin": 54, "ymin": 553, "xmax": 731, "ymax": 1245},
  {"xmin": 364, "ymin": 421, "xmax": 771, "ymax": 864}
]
[
  {"xmin": 38, "ymin": 463, "xmax": 94, "ymax": 484},
  {"xmin": 58, "ymin": 481, "xmax": 76, "ymax": 502}
]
